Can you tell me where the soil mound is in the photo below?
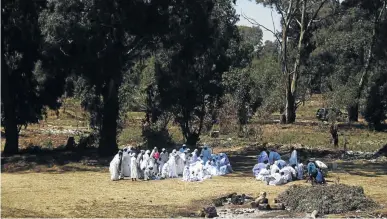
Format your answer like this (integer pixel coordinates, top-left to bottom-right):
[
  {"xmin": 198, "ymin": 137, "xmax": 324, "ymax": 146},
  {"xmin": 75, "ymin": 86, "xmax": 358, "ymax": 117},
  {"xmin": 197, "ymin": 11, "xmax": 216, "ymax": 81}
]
[{"xmin": 277, "ymin": 184, "xmax": 377, "ymax": 214}]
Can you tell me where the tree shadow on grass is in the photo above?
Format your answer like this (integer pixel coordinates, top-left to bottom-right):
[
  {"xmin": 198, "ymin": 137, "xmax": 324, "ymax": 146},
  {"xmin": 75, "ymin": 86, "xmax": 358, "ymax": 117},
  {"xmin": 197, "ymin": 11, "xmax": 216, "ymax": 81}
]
[
  {"xmin": 1, "ymin": 147, "xmax": 111, "ymax": 174},
  {"xmin": 333, "ymin": 161, "xmax": 387, "ymax": 177}
]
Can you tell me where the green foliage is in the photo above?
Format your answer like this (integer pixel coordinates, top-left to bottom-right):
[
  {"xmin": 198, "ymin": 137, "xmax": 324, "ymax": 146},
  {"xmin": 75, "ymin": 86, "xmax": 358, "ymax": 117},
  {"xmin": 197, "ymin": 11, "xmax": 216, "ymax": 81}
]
[
  {"xmin": 363, "ymin": 68, "xmax": 387, "ymax": 130},
  {"xmin": 154, "ymin": 0, "xmax": 243, "ymax": 146}
]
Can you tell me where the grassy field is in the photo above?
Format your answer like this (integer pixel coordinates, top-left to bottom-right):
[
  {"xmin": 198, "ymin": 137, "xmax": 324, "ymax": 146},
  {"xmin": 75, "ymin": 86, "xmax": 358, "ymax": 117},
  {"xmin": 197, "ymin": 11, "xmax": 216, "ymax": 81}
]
[
  {"xmin": 1, "ymin": 95, "xmax": 387, "ymax": 217},
  {"xmin": 2, "ymin": 154, "xmax": 387, "ymax": 218}
]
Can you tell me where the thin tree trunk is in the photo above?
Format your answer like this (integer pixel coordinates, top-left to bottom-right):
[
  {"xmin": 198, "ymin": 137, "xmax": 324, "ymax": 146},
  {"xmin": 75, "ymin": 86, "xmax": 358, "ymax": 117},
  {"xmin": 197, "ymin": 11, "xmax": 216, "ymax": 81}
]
[
  {"xmin": 98, "ymin": 78, "xmax": 120, "ymax": 157},
  {"xmin": 2, "ymin": 54, "xmax": 19, "ymax": 155}
]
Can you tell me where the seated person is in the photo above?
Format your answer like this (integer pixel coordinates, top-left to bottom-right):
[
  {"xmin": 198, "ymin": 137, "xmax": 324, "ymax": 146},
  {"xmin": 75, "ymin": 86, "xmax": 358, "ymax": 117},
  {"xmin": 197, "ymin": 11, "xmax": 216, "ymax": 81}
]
[
  {"xmin": 315, "ymin": 168, "xmax": 326, "ymax": 184},
  {"xmin": 307, "ymin": 160, "xmax": 318, "ymax": 185},
  {"xmin": 253, "ymin": 160, "xmax": 269, "ymax": 177}
]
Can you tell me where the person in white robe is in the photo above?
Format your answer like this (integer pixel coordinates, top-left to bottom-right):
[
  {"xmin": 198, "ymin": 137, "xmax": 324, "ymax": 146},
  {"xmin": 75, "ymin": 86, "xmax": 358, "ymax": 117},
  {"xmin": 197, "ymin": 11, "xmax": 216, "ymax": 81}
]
[
  {"xmin": 159, "ymin": 148, "xmax": 168, "ymax": 173},
  {"xmin": 144, "ymin": 163, "xmax": 154, "ymax": 181},
  {"xmin": 218, "ymin": 153, "xmax": 231, "ymax": 175},
  {"xmin": 190, "ymin": 149, "xmax": 199, "ymax": 164},
  {"xmin": 202, "ymin": 160, "xmax": 212, "ymax": 179},
  {"xmin": 274, "ymin": 159, "xmax": 287, "ymax": 169},
  {"xmin": 141, "ymin": 150, "xmax": 151, "ymax": 171},
  {"xmin": 256, "ymin": 165, "xmax": 271, "ymax": 181},
  {"xmin": 182, "ymin": 166, "xmax": 191, "ymax": 181},
  {"xmin": 295, "ymin": 162, "xmax": 304, "ymax": 180},
  {"xmin": 268, "ymin": 171, "xmax": 287, "ymax": 186},
  {"xmin": 176, "ymin": 151, "xmax": 186, "ymax": 176},
  {"xmin": 149, "ymin": 157, "xmax": 158, "ymax": 176},
  {"xmin": 121, "ymin": 148, "xmax": 131, "ymax": 178},
  {"xmin": 109, "ymin": 150, "xmax": 123, "ymax": 181},
  {"xmin": 280, "ymin": 165, "xmax": 297, "ymax": 182},
  {"xmin": 252, "ymin": 160, "xmax": 268, "ymax": 177},
  {"xmin": 136, "ymin": 150, "xmax": 144, "ymax": 179},
  {"xmin": 130, "ymin": 152, "xmax": 138, "ymax": 181},
  {"xmin": 161, "ymin": 162, "xmax": 170, "ymax": 179},
  {"xmin": 289, "ymin": 147, "xmax": 298, "ymax": 166},
  {"xmin": 270, "ymin": 163, "xmax": 280, "ymax": 175},
  {"xmin": 168, "ymin": 149, "xmax": 178, "ymax": 178}
]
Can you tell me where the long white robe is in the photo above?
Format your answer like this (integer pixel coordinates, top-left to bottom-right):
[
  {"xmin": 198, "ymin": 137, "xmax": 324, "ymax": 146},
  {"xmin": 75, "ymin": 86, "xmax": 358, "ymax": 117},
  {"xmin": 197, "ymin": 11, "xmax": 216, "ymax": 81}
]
[
  {"xmin": 270, "ymin": 164, "xmax": 280, "ymax": 175},
  {"xmin": 256, "ymin": 168, "xmax": 271, "ymax": 181},
  {"xmin": 122, "ymin": 151, "xmax": 131, "ymax": 177},
  {"xmin": 161, "ymin": 162, "xmax": 170, "ymax": 178},
  {"xmin": 289, "ymin": 150, "xmax": 298, "ymax": 166},
  {"xmin": 176, "ymin": 152, "xmax": 185, "ymax": 175},
  {"xmin": 109, "ymin": 154, "xmax": 121, "ymax": 181},
  {"xmin": 268, "ymin": 173, "xmax": 287, "ymax": 186},
  {"xmin": 182, "ymin": 166, "xmax": 190, "ymax": 181},
  {"xmin": 253, "ymin": 163, "xmax": 267, "ymax": 176},
  {"xmin": 141, "ymin": 151, "xmax": 150, "ymax": 170},
  {"xmin": 280, "ymin": 166, "xmax": 296, "ymax": 182},
  {"xmin": 168, "ymin": 153, "xmax": 178, "ymax": 178},
  {"xmin": 296, "ymin": 163, "xmax": 304, "ymax": 180},
  {"xmin": 130, "ymin": 154, "xmax": 138, "ymax": 179},
  {"xmin": 159, "ymin": 151, "xmax": 168, "ymax": 173}
]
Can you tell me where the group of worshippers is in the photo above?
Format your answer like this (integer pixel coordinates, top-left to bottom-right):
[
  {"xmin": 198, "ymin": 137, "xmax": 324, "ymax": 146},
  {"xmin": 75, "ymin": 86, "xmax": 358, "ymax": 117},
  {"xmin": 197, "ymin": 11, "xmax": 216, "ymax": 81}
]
[
  {"xmin": 109, "ymin": 144, "xmax": 233, "ymax": 182},
  {"xmin": 252, "ymin": 147, "xmax": 327, "ymax": 186}
]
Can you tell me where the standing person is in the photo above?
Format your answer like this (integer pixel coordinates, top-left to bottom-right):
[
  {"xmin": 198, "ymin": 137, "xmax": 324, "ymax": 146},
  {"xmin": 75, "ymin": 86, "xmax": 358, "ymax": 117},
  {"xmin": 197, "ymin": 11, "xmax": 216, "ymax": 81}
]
[
  {"xmin": 136, "ymin": 150, "xmax": 145, "ymax": 179},
  {"xmin": 159, "ymin": 148, "xmax": 168, "ymax": 173},
  {"xmin": 289, "ymin": 147, "xmax": 298, "ymax": 166},
  {"xmin": 295, "ymin": 161, "xmax": 304, "ymax": 180},
  {"xmin": 269, "ymin": 148, "xmax": 281, "ymax": 165},
  {"xmin": 121, "ymin": 148, "xmax": 131, "ymax": 178},
  {"xmin": 130, "ymin": 152, "xmax": 138, "ymax": 181},
  {"xmin": 168, "ymin": 149, "xmax": 178, "ymax": 178},
  {"xmin": 109, "ymin": 150, "xmax": 123, "ymax": 181},
  {"xmin": 153, "ymin": 147, "xmax": 160, "ymax": 160}
]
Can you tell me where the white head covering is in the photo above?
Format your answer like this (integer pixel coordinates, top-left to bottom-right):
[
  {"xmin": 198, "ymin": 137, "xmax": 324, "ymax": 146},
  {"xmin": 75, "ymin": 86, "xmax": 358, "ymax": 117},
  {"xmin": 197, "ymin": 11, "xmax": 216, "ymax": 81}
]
[
  {"xmin": 146, "ymin": 150, "xmax": 150, "ymax": 154},
  {"xmin": 162, "ymin": 148, "xmax": 166, "ymax": 152}
]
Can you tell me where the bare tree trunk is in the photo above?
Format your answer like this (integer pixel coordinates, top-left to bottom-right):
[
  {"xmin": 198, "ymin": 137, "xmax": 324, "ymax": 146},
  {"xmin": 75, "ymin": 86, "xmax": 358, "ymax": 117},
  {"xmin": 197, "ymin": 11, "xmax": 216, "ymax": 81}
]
[
  {"xmin": 99, "ymin": 78, "xmax": 120, "ymax": 157},
  {"xmin": 2, "ymin": 52, "xmax": 19, "ymax": 155}
]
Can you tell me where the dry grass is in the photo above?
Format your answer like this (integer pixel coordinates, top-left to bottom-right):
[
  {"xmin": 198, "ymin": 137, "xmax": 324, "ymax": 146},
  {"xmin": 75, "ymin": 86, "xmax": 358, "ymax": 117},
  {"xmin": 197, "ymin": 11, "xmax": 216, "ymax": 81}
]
[
  {"xmin": 1, "ymin": 169, "xmax": 285, "ymax": 218},
  {"xmin": 2, "ymin": 158, "xmax": 387, "ymax": 218}
]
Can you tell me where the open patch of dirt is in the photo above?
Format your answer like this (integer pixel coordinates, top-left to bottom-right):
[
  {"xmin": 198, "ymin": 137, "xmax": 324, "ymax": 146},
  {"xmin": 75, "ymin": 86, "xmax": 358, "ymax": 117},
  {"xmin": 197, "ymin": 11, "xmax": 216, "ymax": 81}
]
[{"xmin": 277, "ymin": 184, "xmax": 378, "ymax": 214}]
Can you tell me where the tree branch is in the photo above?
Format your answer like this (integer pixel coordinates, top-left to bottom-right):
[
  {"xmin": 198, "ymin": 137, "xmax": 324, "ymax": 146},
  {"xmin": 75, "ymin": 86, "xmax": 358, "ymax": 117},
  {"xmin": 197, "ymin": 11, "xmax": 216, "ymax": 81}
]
[
  {"xmin": 306, "ymin": 0, "xmax": 328, "ymax": 31},
  {"xmin": 59, "ymin": 46, "xmax": 70, "ymax": 56},
  {"xmin": 241, "ymin": 11, "xmax": 282, "ymax": 45}
]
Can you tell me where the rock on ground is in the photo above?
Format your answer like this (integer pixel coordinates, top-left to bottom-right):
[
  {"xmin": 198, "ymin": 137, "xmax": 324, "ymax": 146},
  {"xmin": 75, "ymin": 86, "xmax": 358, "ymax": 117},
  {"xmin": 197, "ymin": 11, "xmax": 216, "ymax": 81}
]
[{"xmin": 277, "ymin": 184, "xmax": 378, "ymax": 214}]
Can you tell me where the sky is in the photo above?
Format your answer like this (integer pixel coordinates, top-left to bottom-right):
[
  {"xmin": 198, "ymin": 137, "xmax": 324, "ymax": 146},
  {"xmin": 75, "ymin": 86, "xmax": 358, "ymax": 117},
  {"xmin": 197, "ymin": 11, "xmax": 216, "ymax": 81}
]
[{"xmin": 233, "ymin": 0, "xmax": 281, "ymax": 42}]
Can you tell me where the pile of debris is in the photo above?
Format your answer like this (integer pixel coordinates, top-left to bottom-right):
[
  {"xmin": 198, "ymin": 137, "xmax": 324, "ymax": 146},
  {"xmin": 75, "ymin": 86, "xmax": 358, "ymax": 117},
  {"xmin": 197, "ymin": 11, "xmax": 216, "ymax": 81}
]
[{"xmin": 277, "ymin": 184, "xmax": 378, "ymax": 214}]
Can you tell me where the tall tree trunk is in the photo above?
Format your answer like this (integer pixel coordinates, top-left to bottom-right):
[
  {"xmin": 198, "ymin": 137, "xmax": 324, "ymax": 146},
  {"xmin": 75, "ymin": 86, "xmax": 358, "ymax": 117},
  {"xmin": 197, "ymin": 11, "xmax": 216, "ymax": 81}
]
[
  {"xmin": 2, "ymin": 55, "xmax": 19, "ymax": 155},
  {"xmin": 348, "ymin": 3, "xmax": 386, "ymax": 122},
  {"xmin": 98, "ymin": 78, "xmax": 120, "ymax": 157},
  {"xmin": 347, "ymin": 104, "xmax": 359, "ymax": 122}
]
